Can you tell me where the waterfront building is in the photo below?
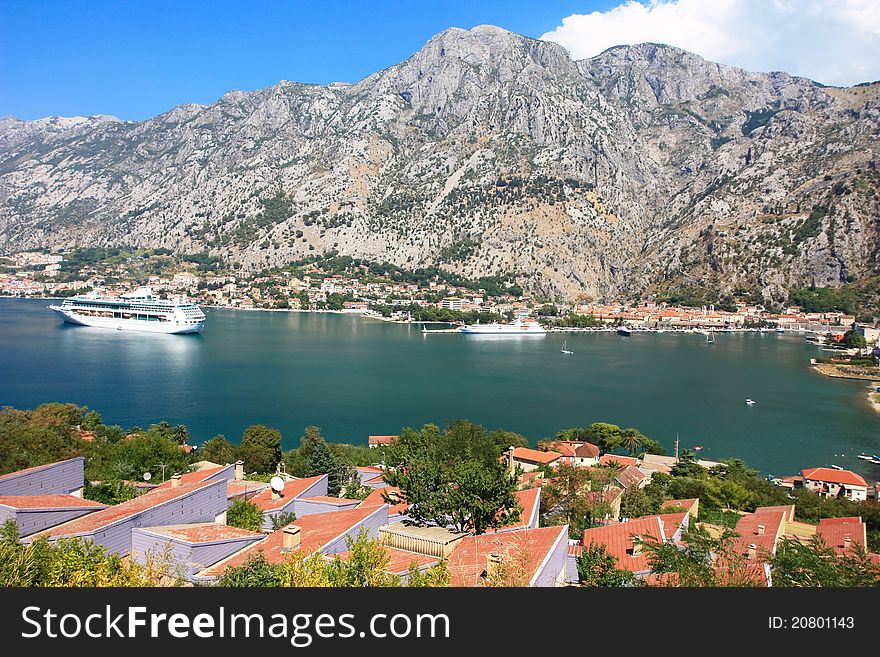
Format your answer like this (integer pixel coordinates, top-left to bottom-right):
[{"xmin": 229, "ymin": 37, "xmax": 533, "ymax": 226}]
[
  {"xmin": 368, "ymin": 435, "xmax": 398, "ymax": 448},
  {"xmin": 439, "ymin": 297, "xmax": 463, "ymax": 311},
  {"xmin": 800, "ymin": 467, "xmax": 868, "ymax": 501},
  {"xmin": 0, "ymin": 457, "xmax": 86, "ymax": 497},
  {"xmin": 507, "ymin": 447, "xmax": 562, "ymax": 473}
]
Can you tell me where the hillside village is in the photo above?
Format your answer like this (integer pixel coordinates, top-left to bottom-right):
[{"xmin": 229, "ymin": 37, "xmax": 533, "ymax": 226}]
[
  {"xmin": 2, "ymin": 428, "xmax": 878, "ymax": 587},
  {"xmin": 2, "ymin": 250, "xmax": 877, "ymax": 338}
]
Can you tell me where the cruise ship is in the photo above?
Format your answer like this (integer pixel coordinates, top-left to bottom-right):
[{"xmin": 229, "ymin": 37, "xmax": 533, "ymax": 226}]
[
  {"xmin": 48, "ymin": 287, "xmax": 206, "ymax": 334},
  {"xmin": 458, "ymin": 318, "xmax": 546, "ymax": 335}
]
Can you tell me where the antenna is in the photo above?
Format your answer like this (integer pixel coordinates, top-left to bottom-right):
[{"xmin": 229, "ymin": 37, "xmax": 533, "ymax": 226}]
[
  {"xmin": 270, "ymin": 476, "xmax": 286, "ymax": 493},
  {"xmin": 674, "ymin": 433, "xmax": 680, "ymax": 461},
  {"xmin": 153, "ymin": 463, "xmax": 169, "ymax": 483}
]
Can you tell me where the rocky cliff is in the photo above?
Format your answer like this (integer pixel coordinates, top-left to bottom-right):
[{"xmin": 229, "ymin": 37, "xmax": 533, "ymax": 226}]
[{"xmin": 2, "ymin": 25, "xmax": 878, "ymax": 301}]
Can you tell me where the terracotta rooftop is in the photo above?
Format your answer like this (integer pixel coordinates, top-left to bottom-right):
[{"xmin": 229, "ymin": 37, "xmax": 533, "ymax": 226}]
[
  {"xmin": 660, "ymin": 498, "xmax": 699, "ymax": 515},
  {"xmin": 249, "ymin": 474, "xmax": 327, "ymax": 511},
  {"xmin": 599, "ymin": 454, "xmax": 640, "ymax": 468},
  {"xmin": 301, "ymin": 495, "xmax": 360, "ymax": 505},
  {"xmin": 574, "ymin": 442, "xmax": 600, "ymax": 458},
  {"xmin": 359, "ymin": 486, "xmax": 409, "ymax": 515},
  {"xmin": 511, "ymin": 447, "xmax": 562, "ymax": 464},
  {"xmin": 816, "ymin": 517, "xmax": 867, "ymax": 555},
  {"xmin": 198, "ymin": 505, "xmax": 388, "ymax": 578},
  {"xmin": 802, "ymin": 468, "xmax": 867, "ymax": 487},
  {"xmin": 335, "ymin": 546, "xmax": 438, "ymax": 575},
  {"xmin": 447, "ymin": 525, "xmax": 568, "ymax": 587},
  {"xmin": 156, "ymin": 465, "xmax": 233, "ymax": 489},
  {"xmin": 31, "ymin": 481, "xmax": 222, "ymax": 539},
  {"xmin": 368, "ymin": 435, "xmax": 398, "ymax": 446},
  {"xmin": 615, "ymin": 465, "xmax": 648, "ymax": 489},
  {"xmin": 139, "ymin": 523, "xmax": 263, "ymax": 544},
  {"xmin": 582, "ymin": 516, "xmax": 667, "ymax": 573},
  {"xmin": 0, "ymin": 495, "xmax": 105, "ymax": 510},
  {"xmin": 731, "ymin": 506, "xmax": 792, "ymax": 560}
]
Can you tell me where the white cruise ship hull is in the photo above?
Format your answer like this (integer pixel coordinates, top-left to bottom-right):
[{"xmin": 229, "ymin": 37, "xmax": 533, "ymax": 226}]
[
  {"xmin": 50, "ymin": 307, "xmax": 204, "ymax": 334},
  {"xmin": 459, "ymin": 324, "xmax": 546, "ymax": 335}
]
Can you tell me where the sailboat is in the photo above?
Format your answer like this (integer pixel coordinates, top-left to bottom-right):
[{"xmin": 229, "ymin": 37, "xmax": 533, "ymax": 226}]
[{"xmin": 561, "ymin": 339, "xmax": 573, "ymax": 355}]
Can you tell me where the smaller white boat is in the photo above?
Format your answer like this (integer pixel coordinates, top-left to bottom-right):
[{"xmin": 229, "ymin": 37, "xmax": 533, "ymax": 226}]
[
  {"xmin": 707, "ymin": 331, "xmax": 715, "ymax": 344},
  {"xmin": 561, "ymin": 339, "xmax": 573, "ymax": 355},
  {"xmin": 745, "ymin": 398, "xmax": 756, "ymax": 405},
  {"xmin": 830, "ymin": 464, "xmax": 844, "ymax": 470}
]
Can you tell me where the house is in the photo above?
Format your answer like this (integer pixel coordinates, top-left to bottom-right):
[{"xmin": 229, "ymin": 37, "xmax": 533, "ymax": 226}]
[
  {"xmin": 574, "ymin": 512, "xmax": 690, "ymax": 581},
  {"xmin": 599, "ymin": 454, "xmax": 640, "ymax": 468},
  {"xmin": 368, "ymin": 435, "xmax": 397, "ymax": 448},
  {"xmin": 507, "ymin": 447, "xmax": 562, "ymax": 473},
  {"xmin": 586, "ymin": 487, "xmax": 624, "ymax": 521},
  {"xmin": 615, "ymin": 465, "xmax": 649, "ymax": 490},
  {"xmin": 0, "ymin": 457, "xmax": 86, "ymax": 497},
  {"xmin": 195, "ymin": 505, "xmax": 391, "ymax": 582},
  {"xmin": 725, "ymin": 505, "xmax": 795, "ymax": 586},
  {"xmin": 245, "ymin": 474, "xmax": 329, "ymax": 528},
  {"xmin": 446, "ymin": 525, "xmax": 569, "ymax": 587},
  {"xmin": 359, "ymin": 486, "xmax": 411, "ymax": 522},
  {"xmin": 25, "ymin": 479, "xmax": 229, "ymax": 555},
  {"xmin": 660, "ymin": 498, "xmax": 700, "ymax": 519},
  {"xmin": 0, "ymin": 495, "xmax": 106, "ymax": 537},
  {"xmin": 355, "ymin": 466, "xmax": 387, "ymax": 488},
  {"xmin": 801, "ymin": 468, "xmax": 868, "ymax": 501},
  {"xmin": 333, "ymin": 544, "xmax": 440, "ymax": 584},
  {"xmin": 816, "ymin": 517, "xmax": 868, "ymax": 555},
  {"xmin": 131, "ymin": 523, "xmax": 265, "ymax": 581}
]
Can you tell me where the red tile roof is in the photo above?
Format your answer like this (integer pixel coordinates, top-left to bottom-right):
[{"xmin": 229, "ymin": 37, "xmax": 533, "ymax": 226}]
[
  {"xmin": 599, "ymin": 454, "xmax": 640, "ymax": 467},
  {"xmin": 368, "ymin": 435, "xmax": 397, "ymax": 446},
  {"xmin": 660, "ymin": 498, "xmax": 699, "ymax": 516},
  {"xmin": 582, "ymin": 516, "xmax": 667, "ymax": 573},
  {"xmin": 358, "ymin": 486, "xmax": 409, "ymax": 515},
  {"xmin": 731, "ymin": 506, "xmax": 790, "ymax": 560},
  {"xmin": 487, "ymin": 487, "xmax": 541, "ymax": 532},
  {"xmin": 511, "ymin": 447, "xmax": 562, "ymax": 465},
  {"xmin": 249, "ymin": 475, "xmax": 326, "ymax": 511},
  {"xmin": 0, "ymin": 495, "xmax": 105, "ymax": 510},
  {"xmin": 301, "ymin": 495, "xmax": 360, "ymax": 505},
  {"xmin": 447, "ymin": 525, "xmax": 568, "ymax": 586},
  {"xmin": 553, "ymin": 443, "xmax": 577, "ymax": 458},
  {"xmin": 198, "ymin": 505, "xmax": 388, "ymax": 578},
  {"xmin": 817, "ymin": 517, "xmax": 867, "ymax": 554},
  {"xmin": 225, "ymin": 480, "xmax": 268, "ymax": 499},
  {"xmin": 615, "ymin": 465, "xmax": 648, "ymax": 489},
  {"xmin": 156, "ymin": 465, "xmax": 232, "ymax": 489},
  {"xmin": 31, "ymin": 481, "xmax": 221, "ymax": 538},
  {"xmin": 140, "ymin": 523, "xmax": 263, "ymax": 544},
  {"xmin": 802, "ymin": 468, "xmax": 867, "ymax": 487},
  {"xmin": 335, "ymin": 546, "xmax": 438, "ymax": 575},
  {"xmin": 574, "ymin": 442, "xmax": 600, "ymax": 458}
]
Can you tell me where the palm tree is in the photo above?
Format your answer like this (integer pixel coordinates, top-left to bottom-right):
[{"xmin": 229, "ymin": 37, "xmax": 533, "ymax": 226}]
[{"xmin": 620, "ymin": 428, "xmax": 646, "ymax": 456}]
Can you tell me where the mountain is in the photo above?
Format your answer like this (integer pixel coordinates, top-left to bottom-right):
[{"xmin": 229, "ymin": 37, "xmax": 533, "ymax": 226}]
[{"xmin": 1, "ymin": 25, "xmax": 878, "ymax": 302}]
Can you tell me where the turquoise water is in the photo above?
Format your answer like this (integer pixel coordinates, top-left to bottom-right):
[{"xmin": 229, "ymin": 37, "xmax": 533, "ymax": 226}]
[{"xmin": 1, "ymin": 298, "xmax": 878, "ymax": 478}]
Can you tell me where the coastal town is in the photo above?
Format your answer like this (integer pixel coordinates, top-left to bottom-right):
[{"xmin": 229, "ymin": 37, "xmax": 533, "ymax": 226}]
[
  {"xmin": 0, "ymin": 418, "xmax": 878, "ymax": 588},
  {"xmin": 2, "ymin": 249, "xmax": 878, "ymax": 340}
]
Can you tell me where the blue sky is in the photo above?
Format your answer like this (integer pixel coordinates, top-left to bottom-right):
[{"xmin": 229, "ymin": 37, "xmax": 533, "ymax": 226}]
[
  {"xmin": 2, "ymin": 1, "xmax": 878, "ymax": 122},
  {"xmin": 0, "ymin": 0, "xmax": 610, "ymax": 121}
]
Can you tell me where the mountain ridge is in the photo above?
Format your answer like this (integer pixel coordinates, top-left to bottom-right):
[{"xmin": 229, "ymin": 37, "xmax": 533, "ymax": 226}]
[{"xmin": 2, "ymin": 25, "xmax": 878, "ymax": 303}]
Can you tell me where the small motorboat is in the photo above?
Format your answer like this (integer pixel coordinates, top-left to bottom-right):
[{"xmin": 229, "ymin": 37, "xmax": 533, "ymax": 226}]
[
  {"xmin": 745, "ymin": 399, "xmax": 756, "ymax": 405},
  {"xmin": 830, "ymin": 464, "xmax": 844, "ymax": 470}
]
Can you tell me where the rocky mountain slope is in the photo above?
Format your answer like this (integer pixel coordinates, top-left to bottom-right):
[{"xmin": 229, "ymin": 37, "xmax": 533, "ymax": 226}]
[{"xmin": 1, "ymin": 25, "xmax": 878, "ymax": 302}]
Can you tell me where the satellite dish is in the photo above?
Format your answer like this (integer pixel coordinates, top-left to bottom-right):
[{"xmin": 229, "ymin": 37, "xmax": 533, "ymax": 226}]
[
  {"xmin": 270, "ymin": 476, "xmax": 285, "ymax": 493},
  {"xmin": 143, "ymin": 472, "xmax": 152, "ymax": 481}
]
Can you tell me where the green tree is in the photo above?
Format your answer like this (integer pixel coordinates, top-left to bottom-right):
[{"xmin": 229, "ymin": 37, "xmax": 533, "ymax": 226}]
[
  {"xmin": 227, "ymin": 498, "xmax": 264, "ymax": 532},
  {"xmin": 620, "ymin": 487, "xmax": 655, "ymax": 519},
  {"xmin": 304, "ymin": 431, "xmax": 352, "ymax": 496},
  {"xmin": 619, "ymin": 427, "xmax": 647, "ymax": 456},
  {"xmin": 270, "ymin": 511, "xmax": 297, "ymax": 531},
  {"xmin": 577, "ymin": 543, "xmax": 640, "ymax": 587},
  {"xmin": 383, "ymin": 421, "xmax": 519, "ymax": 534},
  {"xmin": 586, "ymin": 422, "xmax": 623, "ymax": 454},
  {"xmin": 199, "ymin": 435, "xmax": 239, "ymax": 464},
  {"xmin": 82, "ymin": 481, "xmax": 138, "ymax": 505},
  {"xmin": 217, "ymin": 552, "xmax": 282, "ymax": 587},
  {"xmin": 770, "ymin": 537, "xmax": 880, "ymax": 587},
  {"xmin": 239, "ymin": 424, "xmax": 282, "ymax": 474},
  {"xmin": 842, "ymin": 329, "xmax": 867, "ymax": 349}
]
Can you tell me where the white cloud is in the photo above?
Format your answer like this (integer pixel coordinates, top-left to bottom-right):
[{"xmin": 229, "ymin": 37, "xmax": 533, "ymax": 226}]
[{"xmin": 541, "ymin": 0, "xmax": 880, "ymax": 86}]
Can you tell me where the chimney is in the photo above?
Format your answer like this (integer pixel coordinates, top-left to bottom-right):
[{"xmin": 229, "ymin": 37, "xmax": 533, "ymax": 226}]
[
  {"xmin": 631, "ymin": 535, "xmax": 642, "ymax": 555},
  {"xmin": 234, "ymin": 460, "xmax": 244, "ymax": 481},
  {"xmin": 507, "ymin": 446, "xmax": 516, "ymax": 473},
  {"xmin": 170, "ymin": 473, "xmax": 182, "ymax": 488},
  {"xmin": 756, "ymin": 524, "xmax": 765, "ymax": 536},
  {"xmin": 843, "ymin": 535, "xmax": 852, "ymax": 551},
  {"xmin": 281, "ymin": 525, "xmax": 302, "ymax": 553},
  {"xmin": 747, "ymin": 543, "xmax": 757, "ymax": 559},
  {"xmin": 271, "ymin": 488, "xmax": 281, "ymax": 502},
  {"xmin": 486, "ymin": 552, "xmax": 503, "ymax": 579}
]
